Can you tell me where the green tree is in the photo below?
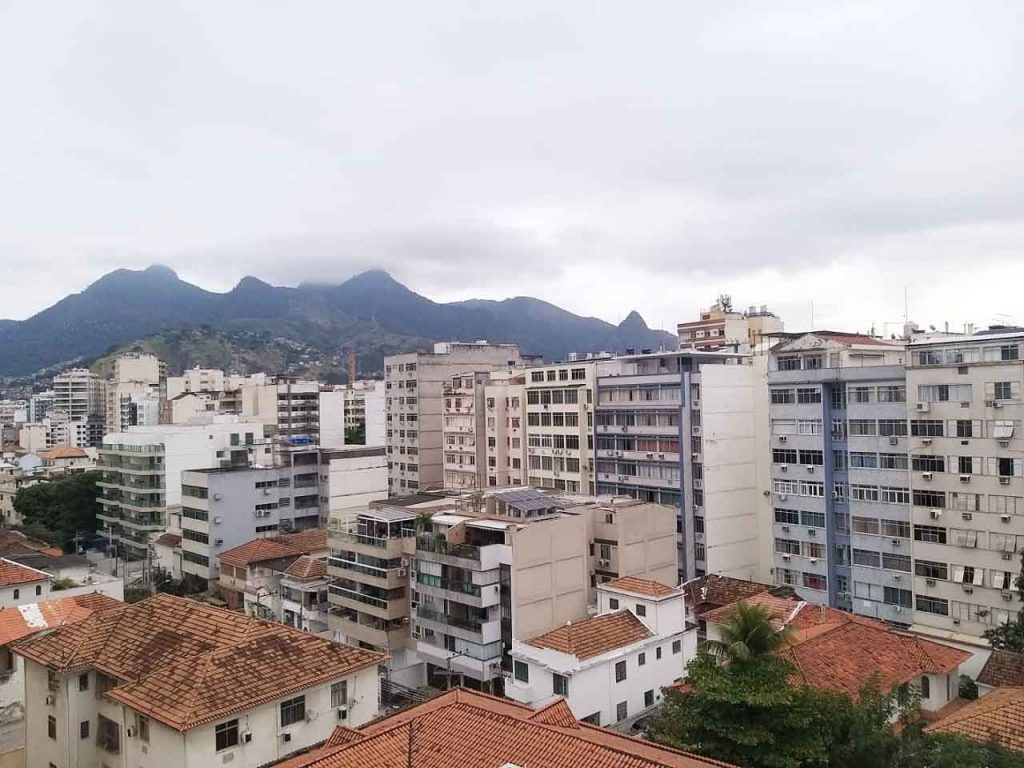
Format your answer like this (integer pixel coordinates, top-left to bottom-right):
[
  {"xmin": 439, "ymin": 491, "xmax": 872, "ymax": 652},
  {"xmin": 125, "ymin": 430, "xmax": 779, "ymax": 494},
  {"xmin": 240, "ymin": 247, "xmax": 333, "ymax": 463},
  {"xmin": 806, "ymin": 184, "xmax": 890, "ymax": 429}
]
[
  {"xmin": 901, "ymin": 732, "xmax": 1024, "ymax": 768},
  {"xmin": 704, "ymin": 601, "xmax": 793, "ymax": 664},
  {"xmin": 344, "ymin": 424, "xmax": 366, "ymax": 445},
  {"xmin": 648, "ymin": 652, "xmax": 831, "ymax": 768},
  {"xmin": 13, "ymin": 471, "xmax": 102, "ymax": 551},
  {"xmin": 983, "ymin": 549, "xmax": 1024, "ymax": 652}
]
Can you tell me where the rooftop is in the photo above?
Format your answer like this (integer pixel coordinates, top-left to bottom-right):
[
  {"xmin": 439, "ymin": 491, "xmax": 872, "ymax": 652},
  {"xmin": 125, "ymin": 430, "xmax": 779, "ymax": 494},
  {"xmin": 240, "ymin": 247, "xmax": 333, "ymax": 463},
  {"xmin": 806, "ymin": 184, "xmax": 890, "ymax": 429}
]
[
  {"xmin": 219, "ymin": 538, "xmax": 304, "ymax": 568},
  {"xmin": 274, "ymin": 687, "xmax": 735, "ymax": 768},
  {"xmin": 12, "ymin": 593, "xmax": 384, "ymax": 731},
  {"xmin": 39, "ymin": 446, "xmax": 89, "ymax": 460},
  {"xmin": 283, "ymin": 555, "xmax": 327, "ymax": 581},
  {"xmin": 601, "ymin": 575, "xmax": 680, "ymax": 599},
  {"xmin": 524, "ymin": 610, "xmax": 653, "ymax": 660},
  {"xmin": 0, "ymin": 593, "xmax": 121, "ymax": 646},
  {"xmin": 979, "ymin": 650, "xmax": 1024, "ymax": 688},
  {"xmin": 924, "ymin": 687, "xmax": 1024, "ymax": 752},
  {"xmin": 274, "ymin": 528, "xmax": 329, "ymax": 553},
  {"xmin": 681, "ymin": 574, "xmax": 779, "ymax": 616},
  {"xmin": 0, "ymin": 558, "xmax": 50, "ymax": 588}
]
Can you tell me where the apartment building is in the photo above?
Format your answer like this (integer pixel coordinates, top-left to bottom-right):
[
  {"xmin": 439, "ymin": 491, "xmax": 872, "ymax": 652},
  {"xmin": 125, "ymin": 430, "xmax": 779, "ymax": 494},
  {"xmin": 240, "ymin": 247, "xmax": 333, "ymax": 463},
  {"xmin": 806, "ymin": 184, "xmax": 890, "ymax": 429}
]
[
  {"xmin": 595, "ymin": 350, "xmax": 770, "ymax": 582},
  {"xmin": 319, "ymin": 446, "xmax": 389, "ymax": 531},
  {"xmin": 106, "ymin": 354, "xmax": 164, "ymax": 434},
  {"xmin": 506, "ymin": 577, "xmax": 696, "ymax": 726},
  {"xmin": 385, "ymin": 341, "xmax": 522, "ymax": 495},
  {"xmin": 178, "ymin": 445, "xmax": 322, "ymax": 586},
  {"xmin": 334, "ymin": 380, "xmax": 385, "ymax": 446},
  {"xmin": 484, "ymin": 370, "xmax": 528, "ymax": 487},
  {"xmin": 411, "ymin": 489, "xmax": 678, "ymax": 694},
  {"xmin": 677, "ymin": 294, "xmax": 784, "ymax": 352},
  {"xmin": 442, "ymin": 370, "xmax": 494, "ymax": 489},
  {"xmin": 767, "ymin": 332, "xmax": 910, "ymax": 620},
  {"xmin": 28, "ymin": 391, "xmax": 55, "ymax": 423},
  {"xmin": 15, "ymin": 594, "xmax": 384, "ymax": 768},
  {"xmin": 53, "ymin": 369, "xmax": 106, "ymax": 425},
  {"xmin": 524, "ymin": 358, "xmax": 614, "ymax": 494},
  {"xmin": 96, "ymin": 418, "xmax": 270, "ymax": 561},
  {"xmin": 906, "ymin": 328, "xmax": 1024, "ymax": 639}
]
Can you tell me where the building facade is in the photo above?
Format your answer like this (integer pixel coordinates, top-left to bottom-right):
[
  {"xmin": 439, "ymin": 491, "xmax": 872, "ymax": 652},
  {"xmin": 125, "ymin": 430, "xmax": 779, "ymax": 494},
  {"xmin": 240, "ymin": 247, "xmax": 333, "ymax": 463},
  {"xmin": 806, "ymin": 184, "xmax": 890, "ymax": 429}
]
[{"xmin": 677, "ymin": 295, "xmax": 784, "ymax": 352}]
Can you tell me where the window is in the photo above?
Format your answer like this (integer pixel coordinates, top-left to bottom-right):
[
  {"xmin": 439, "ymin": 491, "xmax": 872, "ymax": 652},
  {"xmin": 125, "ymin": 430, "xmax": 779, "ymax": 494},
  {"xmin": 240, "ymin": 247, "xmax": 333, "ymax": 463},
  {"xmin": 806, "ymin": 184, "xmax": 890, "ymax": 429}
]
[
  {"xmin": 80, "ymin": 720, "xmax": 90, "ymax": 739},
  {"xmin": 775, "ymin": 538, "xmax": 801, "ymax": 555},
  {"xmin": 280, "ymin": 695, "xmax": 306, "ymax": 727},
  {"xmin": 215, "ymin": 719, "xmax": 239, "ymax": 751},
  {"xmin": 801, "ymin": 541, "xmax": 826, "ymax": 559},
  {"xmin": 913, "ymin": 490, "xmax": 946, "ymax": 508},
  {"xmin": 916, "ymin": 596, "xmax": 949, "ymax": 616},
  {"xmin": 850, "ymin": 484, "xmax": 879, "ymax": 502},
  {"xmin": 777, "ymin": 356, "xmax": 800, "ymax": 371},
  {"xmin": 848, "ymin": 386, "xmax": 873, "ymax": 404},
  {"xmin": 801, "ymin": 510, "xmax": 826, "ymax": 528},
  {"xmin": 35, "ymin": 585, "xmax": 41, "ymax": 596},
  {"xmin": 615, "ymin": 660, "xmax": 627, "ymax": 682},
  {"xmin": 771, "ymin": 389, "xmax": 795, "ymax": 404},
  {"xmin": 802, "ymin": 573, "xmax": 827, "ymax": 591},
  {"xmin": 914, "ymin": 525, "xmax": 947, "ymax": 544},
  {"xmin": 848, "ymin": 419, "xmax": 876, "ymax": 436},
  {"xmin": 12, "ymin": 590, "xmax": 17, "ymax": 600},
  {"xmin": 993, "ymin": 381, "xmax": 1018, "ymax": 401},
  {"xmin": 912, "ymin": 455, "xmax": 945, "ymax": 473},
  {"xmin": 853, "ymin": 549, "xmax": 881, "ymax": 567},
  {"xmin": 880, "ymin": 587, "xmax": 911, "ymax": 608},
  {"xmin": 882, "ymin": 553, "xmax": 912, "ymax": 572},
  {"xmin": 915, "ymin": 560, "xmax": 948, "ymax": 580},
  {"xmin": 513, "ymin": 660, "xmax": 530, "ymax": 683},
  {"xmin": 956, "ymin": 420, "xmax": 977, "ymax": 438},
  {"xmin": 645, "ymin": 689, "xmax": 655, "ymax": 707},
  {"xmin": 799, "ymin": 449, "xmax": 824, "ymax": 466},
  {"xmin": 608, "ymin": 597, "xmax": 619, "ymax": 610},
  {"xmin": 775, "ymin": 508, "xmax": 800, "ymax": 525},
  {"xmin": 136, "ymin": 714, "xmax": 150, "ymax": 742},
  {"xmin": 797, "ymin": 388, "xmax": 821, "ymax": 404},
  {"xmin": 798, "ymin": 419, "xmax": 822, "ymax": 435},
  {"xmin": 773, "ymin": 448, "xmax": 798, "ymax": 464},
  {"xmin": 993, "ymin": 420, "xmax": 1015, "ymax": 439},
  {"xmin": 920, "ymin": 676, "xmax": 930, "ymax": 699},
  {"xmin": 616, "ymin": 701, "xmax": 628, "ymax": 722},
  {"xmin": 799, "ymin": 481, "xmax": 825, "ymax": 498},
  {"xmin": 48, "ymin": 715, "xmax": 56, "ymax": 740},
  {"xmin": 879, "ymin": 453, "xmax": 908, "ymax": 470},
  {"xmin": 331, "ymin": 680, "xmax": 348, "ymax": 708},
  {"xmin": 672, "ymin": 639, "xmax": 681, "ymax": 654},
  {"xmin": 850, "ymin": 452, "xmax": 877, "ymax": 468},
  {"xmin": 852, "ymin": 516, "xmax": 880, "ymax": 535},
  {"xmin": 638, "ymin": 652, "xmax": 647, "ymax": 666},
  {"xmin": 656, "ymin": 646, "xmax": 662, "ymax": 660},
  {"xmin": 97, "ymin": 714, "xmax": 120, "ymax": 754},
  {"xmin": 910, "ymin": 420, "xmax": 944, "ymax": 437},
  {"xmin": 552, "ymin": 673, "xmax": 568, "ymax": 696},
  {"xmin": 79, "ymin": 673, "xmax": 89, "ymax": 691},
  {"xmin": 880, "ymin": 519, "xmax": 911, "ymax": 538},
  {"xmin": 880, "ymin": 487, "xmax": 910, "ymax": 505},
  {"xmin": 878, "ymin": 385, "xmax": 906, "ymax": 403}
]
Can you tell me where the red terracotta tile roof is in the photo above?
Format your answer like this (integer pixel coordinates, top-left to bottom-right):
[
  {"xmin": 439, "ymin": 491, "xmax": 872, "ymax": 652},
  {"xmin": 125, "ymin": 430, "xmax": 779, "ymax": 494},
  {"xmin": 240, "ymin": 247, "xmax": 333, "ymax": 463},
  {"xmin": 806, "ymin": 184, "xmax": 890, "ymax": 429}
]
[
  {"xmin": 154, "ymin": 532, "xmax": 181, "ymax": 548},
  {"xmin": 979, "ymin": 650, "xmax": 1024, "ymax": 688},
  {"xmin": 924, "ymin": 687, "xmax": 1024, "ymax": 752},
  {"xmin": 284, "ymin": 555, "xmax": 327, "ymax": 581},
  {"xmin": 0, "ymin": 558, "xmax": 49, "ymax": 588},
  {"xmin": 603, "ymin": 576, "xmax": 679, "ymax": 599},
  {"xmin": 681, "ymin": 574, "xmax": 774, "ymax": 616},
  {"xmin": 12, "ymin": 593, "xmax": 383, "ymax": 731},
  {"xmin": 273, "ymin": 528, "xmax": 329, "ymax": 554},
  {"xmin": 780, "ymin": 620, "xmax": 970, "ymax": 699},
  {"xmin": 219, "ymin": 538, "xmax": 303, "ymax": 568},
  {"xmin": 39, "ymin": 446, "xmax": 89, "ymax": 460},
  {"xmin": 526, "ymin": 698, "xmax": 580, "ymax": 729},
  {"xmin": 525, "ymin": 610, "xmax": 653, "ymax": 660},
  {"xmin": 0, "ymin": 593, "xmax": 121, "ymax": 646},
  {"xmin": 702, "ymin": 593, "xmax": 804, "ymax": 629},
  {"xmin": 0, "ymin": 530, "xmax": 53, "ymax": 556},
  {"xmin": 275, "ymin": 688, "xmax": 736, "ymax": 768}
]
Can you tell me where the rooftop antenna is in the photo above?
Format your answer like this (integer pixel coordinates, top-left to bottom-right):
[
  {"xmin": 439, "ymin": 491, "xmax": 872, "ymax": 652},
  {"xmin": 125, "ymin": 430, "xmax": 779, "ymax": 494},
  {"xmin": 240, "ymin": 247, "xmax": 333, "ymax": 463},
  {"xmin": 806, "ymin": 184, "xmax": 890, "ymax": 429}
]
[
  {"xmin": 903, "ymin": 286, "xmax": 909, "ymax": 329},
  {"xmin": 809, "ymin": 301, "xmax": 814, "ymax": 330}
]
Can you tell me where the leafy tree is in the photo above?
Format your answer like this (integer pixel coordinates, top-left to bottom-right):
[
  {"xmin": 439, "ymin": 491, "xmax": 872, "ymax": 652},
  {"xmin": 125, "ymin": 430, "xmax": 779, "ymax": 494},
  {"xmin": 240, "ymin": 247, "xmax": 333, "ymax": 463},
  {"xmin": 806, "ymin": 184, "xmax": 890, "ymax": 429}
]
[
  {"xmin": 344, "ymin": 424, "xmax": 366, "ymax": 445},
  {"xmin": 13, "ymin": 471, "xmax": 102, "ymax": 551},
  {"xmin": 649, "ymin": 652, "xmax": 832, "ymax": 768},
  {"xmin": 901, "ymin": 732, "xmax": 1024, "ymax": 768},
  {"xmin": 704, "ymin": 601, "xmax": 793, "ymax": 664},
  {"xmin": 958, "ymin": 674, "xmax": 979, "ymax": 701},
  {"xmin": 983, "ymin": 549, "xmax": 1024, "ymax": 652}
]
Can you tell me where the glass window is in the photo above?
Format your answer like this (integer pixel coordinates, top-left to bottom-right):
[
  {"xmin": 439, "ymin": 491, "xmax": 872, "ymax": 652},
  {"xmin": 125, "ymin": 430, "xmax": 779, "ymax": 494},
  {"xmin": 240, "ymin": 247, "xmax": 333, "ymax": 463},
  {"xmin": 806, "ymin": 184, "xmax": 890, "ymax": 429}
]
[
  {"xmin": 553, "ymin": 673, "xmax": 568, "ymax": 696},
  {"xmin": 513, "ymin": 660, "xmax": 530, "ymax": 683},
  {"xmin": 280, "ymin": 695, "xmax": 306, "ymax": 727},
  {"xmin": 215, "ymin": 719, "xmax": 239, "ymax": 751},
  {"xmin": 615, "ymin": 660, "xmax": 627, "ymax": 682}
]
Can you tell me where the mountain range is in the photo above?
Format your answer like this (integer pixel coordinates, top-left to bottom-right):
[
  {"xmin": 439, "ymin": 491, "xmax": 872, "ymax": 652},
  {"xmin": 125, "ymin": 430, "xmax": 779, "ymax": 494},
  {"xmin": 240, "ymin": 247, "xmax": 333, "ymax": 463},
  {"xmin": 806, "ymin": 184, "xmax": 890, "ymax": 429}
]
[{"xmin": 0, "ymin": 266, "xmax": 676, "ymax": 377}]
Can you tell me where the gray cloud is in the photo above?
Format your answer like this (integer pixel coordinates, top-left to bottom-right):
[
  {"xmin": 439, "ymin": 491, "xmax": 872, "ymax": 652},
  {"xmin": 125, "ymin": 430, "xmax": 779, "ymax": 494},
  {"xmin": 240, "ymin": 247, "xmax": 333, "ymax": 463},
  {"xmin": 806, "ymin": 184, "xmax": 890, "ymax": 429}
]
[{"xmin": 0, "ymin": 0, "xmax": 1022, "ymax": 332}]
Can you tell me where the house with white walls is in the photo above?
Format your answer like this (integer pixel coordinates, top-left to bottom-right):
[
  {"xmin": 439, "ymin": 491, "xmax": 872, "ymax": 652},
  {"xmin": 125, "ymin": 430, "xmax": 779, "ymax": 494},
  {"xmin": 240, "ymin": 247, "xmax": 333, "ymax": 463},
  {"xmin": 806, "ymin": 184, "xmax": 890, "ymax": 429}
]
[{"xmin": 506, "ymin": 576, "xmax": 696, "ymax": 726}]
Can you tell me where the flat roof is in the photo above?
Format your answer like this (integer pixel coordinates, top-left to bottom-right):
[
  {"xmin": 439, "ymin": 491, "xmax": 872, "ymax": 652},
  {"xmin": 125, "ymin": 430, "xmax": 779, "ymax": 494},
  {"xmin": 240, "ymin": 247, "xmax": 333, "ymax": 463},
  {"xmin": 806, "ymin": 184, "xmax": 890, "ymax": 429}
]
[{"xmin": 361, "ymin": 507, "xmax": 416, "ymax": 523}]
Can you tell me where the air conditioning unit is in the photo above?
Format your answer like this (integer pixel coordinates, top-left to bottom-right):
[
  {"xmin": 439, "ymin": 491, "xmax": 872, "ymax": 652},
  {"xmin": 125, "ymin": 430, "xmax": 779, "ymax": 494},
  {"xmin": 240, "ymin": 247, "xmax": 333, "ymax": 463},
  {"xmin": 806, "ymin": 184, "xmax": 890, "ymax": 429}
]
[
  {"xmin": 837, "ymin": 591, "xmax": 850, "ymax": 600},
  {"xmin": 45, "ymin": 695, "xmax": 55, "ymax": 706},
  {"xmin": 401, "ymin": 558, "xmax": 410, "ymax": 567},
  {"xmin": 646, "ymin": 453, "xmax": 654, "ymax": 458},
  {"xmin": 893, "ymin": 574, "xmax": 901, "ymax": 581},
  {"xmin": 1003, "ymin": 552, "xmax": 1014, "ymax": 561},
  {"xmin": 960, "ymin": 474, "xmax": 971, "ymax": 483},
  {"xmin": 809, "ymin": 558, "xmax": 818, "ymax": 564},
  {"xmin": 962, "ymin": 512, "xmax": 973, "ymax": 521},
  {"xmin": 215, "ymin": 538, "xmax": 223, "ymax": 546},
  {"xmin": 1000, "ymin": 476, "xmax": 1012, "ymax": 485},
  {"xmin": 952, "ymin": 619, "xmax": 961, "ymax": 626},
  {"xmin": 806, "ymin": 465, "xmax": 815, "ymax": 473},
  {"xmin": 778, "ymin": 435, "xmax": 788, "ymax": 442},
  {"xmin": 892, "ymin": 538, "xmax": 901, "ymax": 547},
  {"xmin": 994, "ymin": 401, "xmax": 1004, "ymax": 409},
  {"xmin": 889, "ymin": 437, "xmax": 900, "ymax": 446},
  {"xmin": 213, "ymin": 516, "xmax": 223, "ymax": 525},
  {"xmin": 1003, "ymin": 591, "xmax": 1015, "ymax": 601},
  {"xmin": 985, "ymin": 399, "xmax": 996, "ymax": 407},
  {"xmin": 1002, "ymin": 514, "xmax": 1012, "ymax": 523},
  {"xmin": 893, "ymin": 606, "xmax": 904, "ymax": 613},
  {"xmin": 925, "ymin": 578, "xmax": 936, "ymax": 586},
  {"xmin": 781, "ymin": 554, "xmax": 791, "ymax": 561},
  {"xmin": 398, "ymin": 568, "xmax": 408, "ymax": 577},
  {"xmin": 779, "ymin": 494, "xmax": 788, "ymax": 501},
  {"xmin": 808, "ymin": 528, "xmax": 817, "ymax": 537},
  {"xmin": 781, "ymin": 525, "xmax": 790, "ymax": 532},
  {"xmin": 963, "ymin": 586, "xmax": 973, "ymax": 594},
  {"xmin": 214, "ymin": 493, "xmax": 222, "ymax": 501},
  {"xmin": 127, "ymin": 726, "xmax": 136, "ymax": 738},
  {"xmin": 599, "ymin": 558, "xmax": 610, "ymax": 567},
  {"xmin": 282, "ymin": 732, "xmax": 292, "ymax": 743},
  {"xmin": 264, "ymin": 488, "xmax": 272, "ymax": 496},
  {"xmin": 1000, "ymin": 439, "xmax": 1011, "ymax": 448},
  {"xmin": 337, "ymin": 705, "xmax": 349, "ymax": 720},
  {"xmin": 930, "ymin": 509, "xmax": 942, "ymax": 519},
  {"xmin": 922, "ymin": 472, "xmax": 933, "ymax": 481},
  {"xmin": 780, "ymin": 465, "xmax": 788, "ymax": 472},
  {"xmin": 916, "ymin": 402, "xmax": 929, "ymax": 412}
]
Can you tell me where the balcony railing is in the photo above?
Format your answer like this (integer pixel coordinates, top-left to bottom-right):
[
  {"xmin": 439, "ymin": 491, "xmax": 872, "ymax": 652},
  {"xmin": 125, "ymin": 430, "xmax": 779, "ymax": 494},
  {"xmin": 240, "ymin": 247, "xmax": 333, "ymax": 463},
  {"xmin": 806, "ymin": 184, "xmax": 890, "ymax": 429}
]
[
  {"xmin": 416, "ymin": 574, "xmax": 481, "ymax": 596},
  {"xmin": 329, "ymin": 584, "xmax": 389, "ymax": 609},
  {"xmin": 335, "ymin": 530, "xmax": 415, "ymax": 548},
  {"xmin": 416, "ymin": 536, "xmax": 481, "ymax": 561},
  {"xmin": 416, "ymin": 606, "xmax": 485, "ymax": 632}
]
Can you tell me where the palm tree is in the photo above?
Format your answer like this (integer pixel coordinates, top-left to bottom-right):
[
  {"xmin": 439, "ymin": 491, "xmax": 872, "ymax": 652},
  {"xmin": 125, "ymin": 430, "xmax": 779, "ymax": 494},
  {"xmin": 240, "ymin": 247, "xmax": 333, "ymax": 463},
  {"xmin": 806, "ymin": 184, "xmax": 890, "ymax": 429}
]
[{"xmin": 704, "ymin": 601, "xmax": 793, "ymax": 664}]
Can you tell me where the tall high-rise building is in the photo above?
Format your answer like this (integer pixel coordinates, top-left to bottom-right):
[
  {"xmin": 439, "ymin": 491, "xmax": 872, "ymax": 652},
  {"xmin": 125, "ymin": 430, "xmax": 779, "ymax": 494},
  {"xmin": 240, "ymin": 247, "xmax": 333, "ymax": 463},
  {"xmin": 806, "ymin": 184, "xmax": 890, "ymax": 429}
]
[
  {"xmin": 483, "ymin": 370, "xmax": 528, "ymax": 487},
  {"xmin": 595, "ymin": 350, "xmax": 770, "ymax": 582},
  {"xmin": 384, "ymin": 342, "xmax": 522, "ymax": 495},
  {"xmin": 767, "ymin": 333, "xmax": 910, "ymax": 620},
  {"xmin": 106, "ymin": 354, "xmax": 164, "ymax": 433},
  {"xmin": 906, "ymin": 327, "xmax": 1024, "ymax": 638},
  {"xmin": 52, "ymin": 368, "xmax": 106, "ymax": 446}
]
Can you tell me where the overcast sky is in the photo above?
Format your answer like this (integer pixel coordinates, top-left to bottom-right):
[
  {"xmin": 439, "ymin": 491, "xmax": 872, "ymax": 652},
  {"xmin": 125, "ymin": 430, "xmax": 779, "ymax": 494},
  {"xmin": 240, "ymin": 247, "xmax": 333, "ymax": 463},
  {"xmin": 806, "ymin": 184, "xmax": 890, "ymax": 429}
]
[{"xmin": 1, "ymin": 1, "xmax": 1022, "ymax": 335}]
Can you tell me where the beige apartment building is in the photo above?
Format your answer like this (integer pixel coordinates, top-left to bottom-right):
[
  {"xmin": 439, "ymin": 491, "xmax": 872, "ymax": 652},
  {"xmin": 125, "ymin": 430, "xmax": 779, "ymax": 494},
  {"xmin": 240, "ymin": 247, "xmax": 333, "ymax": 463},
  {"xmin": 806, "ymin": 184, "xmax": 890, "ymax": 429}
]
[
  {"xmin": 442, "ymin": 372, "xmax": 489, "ymax": 489},
  {"xmin": 906, "ymin": 328, "xmax": 1024, "ymax": 639},
  {"xmin": 524, "ymin": 358, "xmax": 615, "ymax": 494},
  {"xmin": 484, "ymin": 370, "xmax": 528, "ymax": 487},
  {"xmin": 384, "ymin": 342, "xmax": 523, "ymax": 495},
  {"xmin": 677, "ymin": 294, "xmax": 784, "ymax": 353}
]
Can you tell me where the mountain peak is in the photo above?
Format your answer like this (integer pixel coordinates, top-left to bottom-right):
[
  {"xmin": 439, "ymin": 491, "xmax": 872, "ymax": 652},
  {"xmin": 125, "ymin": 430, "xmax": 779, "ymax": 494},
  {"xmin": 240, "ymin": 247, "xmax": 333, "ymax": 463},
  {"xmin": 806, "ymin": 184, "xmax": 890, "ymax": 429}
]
[
  {"xmin": 619, "ymin": 310, "xmax": 649, "ymax": 330},
  {"xmin": 233, "ymin": 275, "xmax": 273, "ymax": 291},
  {"xmin": 143, "ymin": 264, "xmax": 179, "ymax": 280}
]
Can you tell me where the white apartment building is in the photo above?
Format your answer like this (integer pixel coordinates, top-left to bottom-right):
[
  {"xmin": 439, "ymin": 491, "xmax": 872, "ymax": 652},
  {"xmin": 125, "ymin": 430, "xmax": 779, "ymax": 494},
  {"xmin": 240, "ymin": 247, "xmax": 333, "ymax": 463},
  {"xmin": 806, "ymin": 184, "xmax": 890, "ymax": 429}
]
[
  {"xmin": 15, "ymin": 594, "xmax": 384, "ymax": 768},
  {"xmin": 506, "ymin": 576, "xmax": 696, "ymax": 726},
  {"xmin": 767, "ymin": 333, "xmax": 910, "ymax": 619},
  {"xmin": 319, "ymin": 446, "xmax": 389, "ymax": 531},
  {"xmin": 906, "ymin": 328, "xmax": 1024, "ymax": 639},
  {"xmin": 53, "ymin": 369, "xmax": 106, "ymax": 447},
  {"xmin": 165, "ymin": 367, "xmax": 227, "ymax": 399},
  {"xmin": 525, "ymin": 359, "xmax": 615, "ymax": 494},
  {"xmin": 484, "ymin": 371, "xmax": 528, "ymax": 487},
  {"xmin": 97, "ymin": 418, "xmax": 270, "ymax": 561},
  {"xmin": 28, "ymin": 391, "xmax": 55, "ymax": 424},
  {"xmin": 106, "ymin": 354, "xmax": 163, "ymax": 433},
  {"xmin": 595, "ymin": 350, "xmax": 770, "ymax": 582},
  {"xmin": 385, "ymin": 342, "xmax": 522, "ymax": 495},
  {"xmin": 442, "ymin": 371, "xmax": 489, "ymax": 489},
  {"xmin": 334, "ymin": 381, "xmax": 385, "ymax": 446},
  {"xmin": 178, "ymin": 444, "xmax": 323, "ymax": 586}
]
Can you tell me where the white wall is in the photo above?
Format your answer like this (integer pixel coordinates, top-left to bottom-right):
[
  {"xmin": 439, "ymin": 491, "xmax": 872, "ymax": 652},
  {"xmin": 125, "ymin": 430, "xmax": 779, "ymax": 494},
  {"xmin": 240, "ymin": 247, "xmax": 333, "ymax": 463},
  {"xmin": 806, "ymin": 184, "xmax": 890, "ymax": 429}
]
[
  {"xmin": 364, "ymin": 386, "xmax": 385, "ymax": 447},
  {"xmin": 0, "ymin": 579, "xmax": 50, "ymax": 608},
  {"xmin": 318, "ymin": 391, "xmax": 346, "ymax": 449},
  {"xmin": 322, "ymin": 450, "xmax": 388, "ymax": 529}
]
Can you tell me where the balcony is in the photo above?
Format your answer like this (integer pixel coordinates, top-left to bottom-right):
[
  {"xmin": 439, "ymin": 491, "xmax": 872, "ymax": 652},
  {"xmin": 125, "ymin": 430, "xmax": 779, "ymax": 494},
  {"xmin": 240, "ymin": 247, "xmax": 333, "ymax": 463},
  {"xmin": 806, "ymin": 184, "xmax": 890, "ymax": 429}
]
[
  {"xmin": 415, "ymin": 574, "xmax": 501, "ymax": 608},
  {"xmin": 332, "ymin": 530, "xmax": 415, "ymax": 557},
  {"xmin": 416, "ymin": 536, "xmax": 482, "ymax": 568},
  {"xmin": 328, "ymin": 556, "xmax": 407, "ymax": 589},
  {"xmin": 415, "ymin": 606, "xmax": 501, "ymax": 644},
  {"xmin": 328, "ymin": 584, "xmax": 409, "ymax": 620},
  {"xmin": 329, "ymin": 610, "xmax": 408, "ymax": 650}
]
